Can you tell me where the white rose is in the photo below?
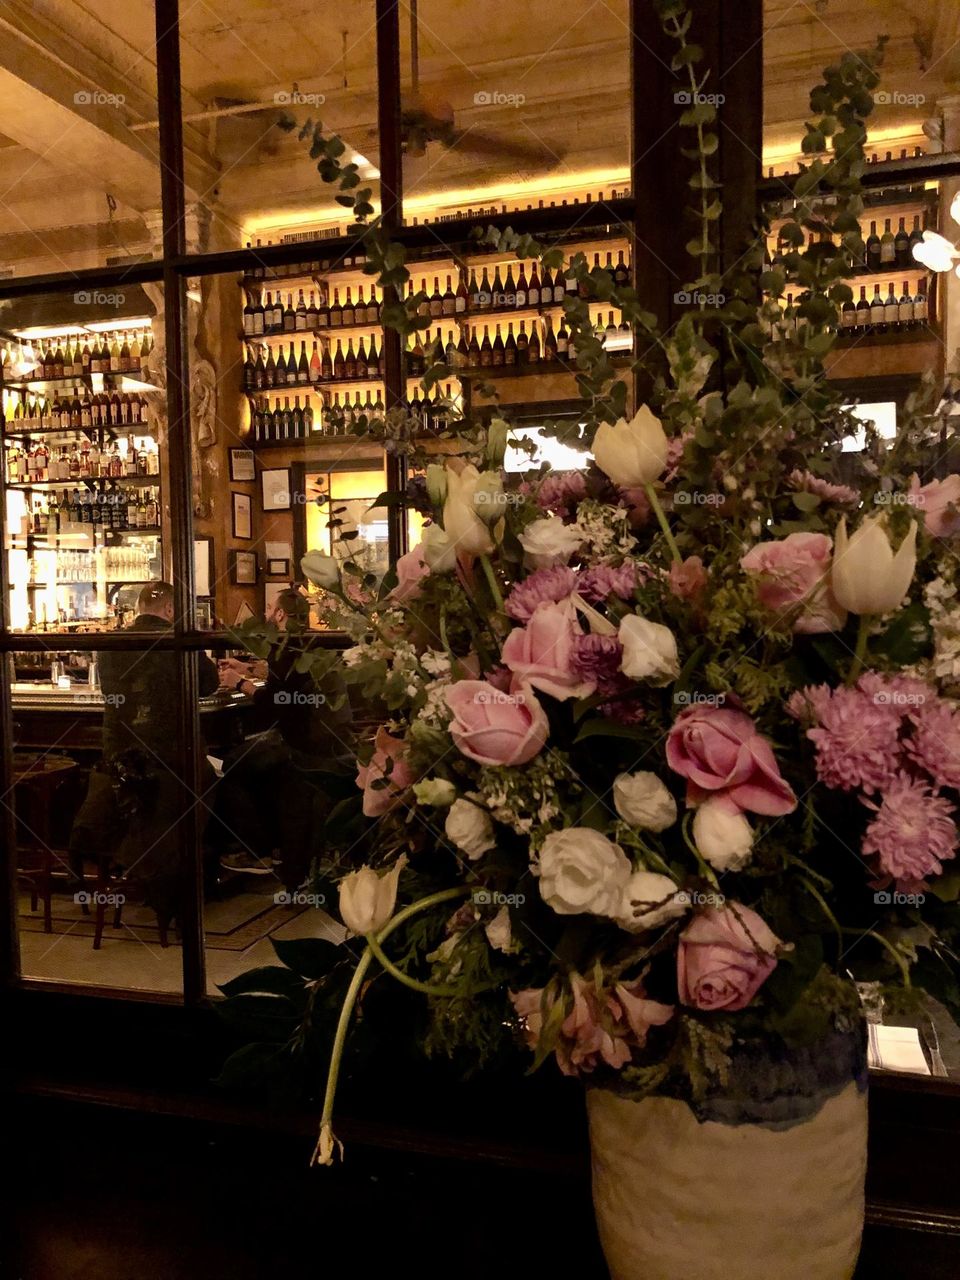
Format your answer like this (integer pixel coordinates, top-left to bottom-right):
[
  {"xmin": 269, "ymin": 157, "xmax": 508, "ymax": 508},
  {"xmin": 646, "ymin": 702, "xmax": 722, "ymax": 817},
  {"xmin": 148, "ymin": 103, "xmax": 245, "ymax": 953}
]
[
  {"xmin": 619, "ymin": 614, "xmax": 679, "ymax": 684},
  {"xmin": 519, "ymin": 516, "xmax": 583, "ymax": 569},
  {"xmin": 421, "ymin": 521, "xmax": 458, "ymax": 572},
  {"xmin": 538, "ymin": 828, "xmax": 631, "ymax": 917},
  {"xmin": 445, "ymin": 796, "xmax": 496, "ymax": 860},
  {"xmin": 443, "ymin": 464, "xmax": 495, "ymax": 556},
  {"xmin": 484, "ymin": 904, "xmax": 515, "ymax": 953},
  {"xmin": 692, "ymin": 799, "xmax": 754, "ymax": 871},
  {"xmin": 301, "ymin": 550, "xmax": 340, "ymax": 589},
  {"xmin": 592, "ymin": 405, "xmax": 669, "ymax": 488},
  {"xmin": 613, "ymin": 771, "xmax": 677, "ymax": 831},
  {"xmin": 413, "ymin": 778, "xmax": 457, "ymax": 806},
  {"xmin": 615, "ymin": 870, "xmax": 688, "ymax": 932}
]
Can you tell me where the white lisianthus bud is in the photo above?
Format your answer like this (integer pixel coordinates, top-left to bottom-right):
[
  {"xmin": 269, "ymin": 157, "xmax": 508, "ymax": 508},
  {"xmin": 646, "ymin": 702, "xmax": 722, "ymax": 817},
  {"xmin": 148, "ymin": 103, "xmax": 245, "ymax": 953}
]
[
  {"xmin": 538, "ymin": 829, "xmax": 631, "ymax": 917},
  {"xmin": 445, "ymin": 796, "xmax": 496, "ymax": 859},
  {"xmin": 301, "ymin": 550, "xmax": 340, "ymax": 589},
  {"xmin": 613, "ymin": 771, "xmax": 678, "ymax": 831},
  {"xmin": 486, "ymin": 417, "xmax": 510, "ymax": 468},
  {"xmin": 421, "ymin": 521, "xmax": 458, "ymax": 572},
  {"xmin": 413, "ymin": 778, "xmax": 457, "ymax": 807},
  {"xmin": 832, "ymin": 515, "xmax": 917, "ymax": 616},
  {"xmin": 592, "ymin": 405, "xmax": 669, "ymax": 488},
  {"xmin": 472, "ymin": 470, "xmax": 506, "ymax": 524},
  {"xmin": 615, "ymin": 870, "xmax": 688, "ymax": 932},
  {"xmin": 339, "ymin": 856, "xmax": 407, "ymax": 935},
  {"xmin": 484, "ymin": 904, "xmax": 516, "ymax": 953},
  {"xmin": 425, "ymin": 463, "xmax": 448, "ymax": 508},
  {"xmin": 618, "ymin": 614, "xmax": 680, "ymax": 684},
  {"xmin": 692, "ymin": 800, "xmax": 754, "ymax": 872},
  {"xmin": 519, "ymin": 516, "xmax": 584, "ymax": 568},
  {"xmin": 443, "ymin": 464, "xmax": 495, "ymax": 557}
]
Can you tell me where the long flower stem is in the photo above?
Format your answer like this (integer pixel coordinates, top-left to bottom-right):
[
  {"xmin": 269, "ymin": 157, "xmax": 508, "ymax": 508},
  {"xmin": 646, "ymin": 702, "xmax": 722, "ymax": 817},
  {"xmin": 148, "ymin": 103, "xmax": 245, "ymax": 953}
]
[
  {"xmin": 480, "ymin": 554, "xmax": 505, "ymax": 612},
  {"xmin": 847, "ymin": 613, "xmax": 871, "ymax": 684},
  {"xmin": 312, "ymin": 886, "xmax": 470, "ymax": 1167},
  {"xmin": 643, "ymin": 482, "xmax": 683, "ymax": 565},
  {"xmin": 364, "ymin": 931, "xmax": 464, "ymax": 997}
]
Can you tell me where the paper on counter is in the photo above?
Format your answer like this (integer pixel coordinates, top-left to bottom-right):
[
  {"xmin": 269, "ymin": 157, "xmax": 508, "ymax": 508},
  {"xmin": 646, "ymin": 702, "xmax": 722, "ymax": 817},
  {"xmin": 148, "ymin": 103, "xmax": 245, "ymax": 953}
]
[{"xmin": 867, "ymin": 1023, "xmax": 931, "ymax": 1074}]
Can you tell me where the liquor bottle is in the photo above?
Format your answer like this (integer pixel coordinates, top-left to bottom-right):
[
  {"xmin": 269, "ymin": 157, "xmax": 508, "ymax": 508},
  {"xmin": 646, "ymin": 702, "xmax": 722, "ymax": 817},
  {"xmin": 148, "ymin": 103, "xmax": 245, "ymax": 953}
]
[
  {"xmin": 342, "ymin": 288, "xmax": 355, "ymax": 327},
  {"xmin": 468, "ymin": 325, "xmax": 481, "ymax": 368},
  {"xmin": 543, "ymin": 317, "xmax": 558, "ymax": 361},
  {"xmin": 275, "ymin": 345, "xmax": 287, "ymax": 385},
  {"xmin": 254, "ymin": 346, "xmax": 266, "ymax": 389},
  {"xmin": 280, "ymin": 397, "xmax": 292, "ymax": 439},
  {"xmin": 894, "ymin": 218, "xmax": 910, "ymax": 269},
  {"xmin": 136, "ymin": 494, "xmax": 148, "ymax": 530},
  {"xmin": 126, "ymin": 488, "xmax": 139, "ymax": 529},
  {"xmin": 883, "ymin": 283, "xmax": 899, "ymax": 327},
  {"xmin": 265, "ymin": 345, "xmax": 277, "ymax": 388},
  {"xmin": 604, "ymin": 310, "xmax": 619, "ymax": 345},
  {"xmin": 344, "ymin": 338, "xmax": 357, "ymax": 379},
  {"xmin": 869, "ymin": 283, "xmax": 885, "ymax": 331},
  {"xmin": 316, "ymin": 289, "xmax": 329, "ymax": 328},
  {"xmin": 898, "ymin": 281, "xmax": 914, "ymax": 328},
  {"xmin": 145, "ymin": 488, "xmax": 159, "ymax": 526},
  {"xmin": 491, "ymin": 324, "xmax": 505, "ymax": 366},
  {"xmin": 515, "ymin": 263, "xmax": 528, "ymax": 308},
  {"xmin": 478, "ymin": 267, "xmax": 492, "ymax": 310},
  {"xmin": 556, "ymin": 320, "xmax": 570, "ymax": 357},
  {"xmin": 283, "ymin": 293, "xmax": 296, "ymax": 333},
  {"xmin": 914, "ymin": 280, "xmax": 928, "ymax": 326},
  {"xmin": 442, "ymin": 274, "xmax": 456, "ymax": 317},
  {"xmin": 479, "ymin": 326, "xmax": 493, "ymax": 367},
  {"xmin": 504, "ymin": 263, "xmax": 517, "ymax": 305},
  {"xmin": 297, "ymin": 341, "xmax": 309, "ymax": 382},
  {"xmin": 527, "ymin": 263, "xmax": 541, "ymax": 307},
  {"xmin": 287, "ymin": 342, "xmax": 299, "ymax": 385},
  {"xmin": 263, "ymin": 291, "xmax": 276, "ymax": 333},
  {"xmin": 908, "ymin": 214, "xmax": 924, "ymax": 262},
  {"xmin": 444, "ymin": 329, "xmax": 457, "ymax": 368},
  {"xmin": 491, "ymin": 264, "xmax": 505, "ymax": 308},
  {"xmin": 366, "ymin": 287, "xmax": 380, "ymax": 324},
  {"xmin": 310, "ymin": 341, "xmax": 322, "ymax": 381},
  {"xmin": 418, "ymin": 278, "xmax": 431, "ymax": 319},
  {"xmin": 527, "ymin": 321, "xmax": 541, "ymax": 364},
  {"xmin": 455, "ymin": 269, "xmax": 468, "ymax": 314},
  {"xmin": 243, "ymin": 293, "xmax": 256, "ymax": 336},
  {"xmin": 516, "ymin": 319, "xmax": 529, "ymax": 362},
  {"xmin": 303, "ymin": 398, "xmax": 315, "ymax": 434},
  {"xmin": 504, "ymin": 323, "xmax": 517, "ymax": 365},
  {"xmin": 295, "ymin": 290, "xmax": 308, "ymax": 331},
  {"xmin": 329, "ymin": 289, "xmax": 342, "ymax": 327},
  {"xmin": 366, "ymin": 334, "xmax": 379, "ymax": 379},
  {"xmin": 614, "ymin": 250, "xmax": 630, "ymax": 287},
  {"xmin": 865, "ymin": 221, "xmax": 881, "ymax": 272},
  {"xmin": 540, "ymin": 267, "xmax": 554, "ymax": 306},
  {"xmin": 879, "ymin": 218, "xmax": 896, "ymax": 267},
  {"xmin": 430, "ymin": 276, "xmax": 443, "ymax": 319},
  {"xmin": 333, "ymin": 339, "xmax": 345, "ymax": 379},
  {"xmin": 307, "ymin": 291, "xmax": 320, "ymax": 327},
  {"xmin": 468, "ymin": 268, "xmax": 481, "ymax": 310}
]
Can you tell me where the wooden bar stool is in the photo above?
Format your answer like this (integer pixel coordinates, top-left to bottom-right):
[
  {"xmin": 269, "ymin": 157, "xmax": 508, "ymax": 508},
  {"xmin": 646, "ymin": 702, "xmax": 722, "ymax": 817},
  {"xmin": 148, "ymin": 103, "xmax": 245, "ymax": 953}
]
[{"xmin": 13, "ymin": 753, "xmax": 79, "ymax": 933}]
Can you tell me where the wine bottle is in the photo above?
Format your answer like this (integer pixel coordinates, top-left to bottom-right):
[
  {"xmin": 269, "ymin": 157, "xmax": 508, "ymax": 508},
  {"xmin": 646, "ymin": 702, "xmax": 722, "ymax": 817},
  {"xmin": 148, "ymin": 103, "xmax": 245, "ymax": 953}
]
[
  {"xmin": 865, "ymin": 222, "xmax": 882, "ymax": 273},
  {"xmin": 527, "ymin": 263, "xmax": 540, "ymax": 307},
  {"xmin": 908, "ymin": 214, "xmax": 924, "ymax": 263},
  {"xmin": 898, "ymin": 281, "xmax": 914, "ymax": 328},
  {"xmin": 479, "ymin": 326, "xmax": 493, "ymax": 367},
  {"xmin": 914, "ymin": 280, "xmax": 928, "ymax": 326},
  {"xmin": 869, "ymin": 283, "xmax": 885, "ymax": 332},
  {"xmin": 442, "ymin": 274, "xmax": 456, "ymax": 317},
  {"xmin": 504, "ymin": 323, "xmax": 517, "ymax": 366},
  {"xmin": 879, "ymin": 218, "xmax": 896, "ymax": 267},
  {"xmin": 295, "ymin": 289, "xmax": 308, "ymax": 331},
  {"xmin": 455, "ymin": 269, "xmax": 468, "ymax": 314},
  {"xmin": 430, "ymin": 276, "xmax": 443, "ymax": 319},
  {"xmin": 894, "ymin": 218, "xmax": 910, "ymax": 270},
  {"xmin": 283, "ymin": 293, "xmax": 296, "ymax": 333},
  {"xmin": 492, "ymin": 324, "xmax": 505, "ymax": 366},
  {"xmin": 329, "ymin": 289, "xmax": 342, "ymax": 327},
  {"xmin": 883, "ymin": 283, "xmax": 899, "ymax": 327},
  {"xmin": 342, "ymin": 288, "xmax": 355, "ymax": 327}
]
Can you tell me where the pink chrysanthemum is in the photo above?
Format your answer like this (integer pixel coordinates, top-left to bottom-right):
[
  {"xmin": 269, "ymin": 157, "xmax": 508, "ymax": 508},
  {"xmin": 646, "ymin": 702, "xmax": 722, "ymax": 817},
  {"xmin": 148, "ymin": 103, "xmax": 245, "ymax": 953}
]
[
  {"xmin": 578, "ymin": 562, "xmax": 639, "ymax": 604},
  {"xmin": 807, "ymin": 686, "xmax": 901, "ymax": 792},
  {"xmin": 536, "ymin": 470, "xmax": 588, "ymax": 516},
  {"xmin": 906, "ymin": 701, "xmax": 960, "ymax": 791},
  {"xmin": 504, "ymin": 566, "xmax": 577, "ymax": 622},
  {"xmin": 788, "ymin": 469, "xmax": 859, "ymax": 506},
  {"xmin": 571, "ymin": 633, "xmax": 623, "ymax": 687},
  {"xmin": 862, "ymin": 774, "xmax": 958, "ymax": 889}
]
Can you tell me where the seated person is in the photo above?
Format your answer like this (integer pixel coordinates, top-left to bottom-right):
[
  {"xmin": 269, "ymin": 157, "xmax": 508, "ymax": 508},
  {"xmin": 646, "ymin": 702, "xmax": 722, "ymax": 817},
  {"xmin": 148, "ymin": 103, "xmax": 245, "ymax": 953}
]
[
  {"xmin": 215, "ymin": 587, "xmax": 354, "ymax": 886},
  {"xmin": 68, "ymin": 581, "xmax": 220, "ymax": 925}
]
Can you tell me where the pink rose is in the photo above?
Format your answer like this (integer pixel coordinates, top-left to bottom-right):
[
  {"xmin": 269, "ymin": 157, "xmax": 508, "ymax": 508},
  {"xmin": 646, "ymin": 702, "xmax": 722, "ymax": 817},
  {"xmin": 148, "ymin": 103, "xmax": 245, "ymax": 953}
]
[
  {"xmin": 446, "ymin": 679, "xmax": 549, "ymax": 766},
  {"xmin": 666, "ymin": 704, "xmax": 797, "ymax": 816},
  {"xmin": 390, "ymin": 542, "xmax": 430, "ymax": 602},
  {"xmin": 678, "ymin": 904, "xmax": 781, "ymax": 1011},
  {"xmin": 356, "ymin": 726, "xmax": 418, "ymax": 817},
  {"xmin": 501, "ymin": 599, "xmax": 597, "ymax": 701},
  {"xmin": 909, "ymin": 473, "xmax": 960, "ymax": 539},
  {"xmin": 668, "ymin": 554, "xmax": 707, "ymax": 601},
  {"xmin": 740, "ymin": 532, "xmax": 846, "ymax": 634}
]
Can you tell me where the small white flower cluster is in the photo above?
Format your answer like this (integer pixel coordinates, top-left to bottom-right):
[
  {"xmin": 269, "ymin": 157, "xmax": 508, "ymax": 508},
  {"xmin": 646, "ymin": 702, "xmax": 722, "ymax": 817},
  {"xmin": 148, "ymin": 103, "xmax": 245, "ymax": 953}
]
[
  {"xmin": 342, "ymin": 640, "xmax": 380, "ymax": 667},
  {"xmin": 574, "ymin": 498, "xmax": 638, "ymax": 560},
  {"xmin": 479, "ymin": 756, "xmax": 567, "ymax": 837},
  {"xmin": 417, "ymin": 676, "xmax": 456, "ymax": 728},
  {"xmin": 919, "ymin": 565, "xmax": 960, "ymax": 687},
  {"xmin": 420, "ymin": 650, "xmax": 453, "ymax": 678}
]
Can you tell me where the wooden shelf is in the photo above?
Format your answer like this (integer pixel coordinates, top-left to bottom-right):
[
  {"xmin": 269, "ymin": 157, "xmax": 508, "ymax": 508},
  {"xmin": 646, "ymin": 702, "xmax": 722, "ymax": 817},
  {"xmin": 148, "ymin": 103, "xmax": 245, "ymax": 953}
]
[{"xmin": 6, "ymin": 475, "xmax": 160, "ymax": 489}]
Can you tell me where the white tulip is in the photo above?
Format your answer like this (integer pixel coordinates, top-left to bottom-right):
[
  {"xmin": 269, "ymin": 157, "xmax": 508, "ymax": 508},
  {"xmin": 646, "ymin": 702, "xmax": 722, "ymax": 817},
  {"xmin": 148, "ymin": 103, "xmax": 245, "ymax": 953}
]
[
  {"xmin": 445, "ymin": 796, "xmax": 496, "ymax": 860},
  {"xmin": 421, "ymin": 521, "xmax": 458, "ymax": 572},
  {"xmin": 619, "ymin": 614, "xmax": 680, "ymax": 684},
  {"xmin": 832, "ymin": 515, "xmax": 917, "ymax": 615},
  {"xmin": 593, "ymin": 405, "xmax": 669, "ymax": 488},
  {"xmin": 693, "ymin": 800, "xmax": 754, "ymax": 872},
  {"xmin": 519, "ymin": 516, "xmax": 584, "ymax": 568},
  {"xmin": 443, "ymin": 464, "xmax": 495, "ymax": 557},
  {"xmin": 613, "ymin": 771, "xmax": 678, "ymax": 831},
  {"xmin": 538, "ymin": 829, "xmax": 631, "ymax": 917},
  {"xmin": 472, "ymin": 470, "xmax": 507, "ymax": 524},
  {"xmin": 339, "ymin": 856, "xmax": 407, "ymax": 935},
  {"xmin": 615, "ymin": 870, "xmax": 688, "ymax": 932},
  {"xmin": 301, "ymin": 550, "xmax": 340, "ymax": 589}
]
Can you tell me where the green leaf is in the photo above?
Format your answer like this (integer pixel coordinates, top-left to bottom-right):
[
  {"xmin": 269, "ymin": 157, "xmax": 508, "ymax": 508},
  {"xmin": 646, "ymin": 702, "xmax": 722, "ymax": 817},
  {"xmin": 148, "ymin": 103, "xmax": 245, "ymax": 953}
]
[
  {"xmin": 573, "ymin": 718, "xmax": 648, "ymax": 744},
  {"xmin": 792, "ymin": 491, "xmax": 822, "ymax": 513},
  {"xmin": 218, "ymin": 966, "xmax": 307, "ymax": 999},
  {"xmin": 272, "ymin": 936, "xmax": 342, "ymax": 979}
]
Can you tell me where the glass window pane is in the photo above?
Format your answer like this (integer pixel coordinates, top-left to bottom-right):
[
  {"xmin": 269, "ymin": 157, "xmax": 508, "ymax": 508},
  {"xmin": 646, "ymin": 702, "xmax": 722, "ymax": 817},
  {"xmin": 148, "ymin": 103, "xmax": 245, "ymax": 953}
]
[
  {"xmin": 2, "ymin": 287, "xmax": 166, "ymax": 635},
  {"xmin": 0, "ymin": 1, "xmax": 161, "ymax": 276},
  {"xmin": 9, "ymin": 645, "xmax": 205, "ymax": 994}
]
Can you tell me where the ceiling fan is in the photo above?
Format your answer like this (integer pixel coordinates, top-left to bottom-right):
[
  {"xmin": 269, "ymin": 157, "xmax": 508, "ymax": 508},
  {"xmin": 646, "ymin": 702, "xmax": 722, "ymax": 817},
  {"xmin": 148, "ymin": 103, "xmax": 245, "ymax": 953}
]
[{"xmin": 399, "ymin": 0, "xmax": 562, "ymax": 167}]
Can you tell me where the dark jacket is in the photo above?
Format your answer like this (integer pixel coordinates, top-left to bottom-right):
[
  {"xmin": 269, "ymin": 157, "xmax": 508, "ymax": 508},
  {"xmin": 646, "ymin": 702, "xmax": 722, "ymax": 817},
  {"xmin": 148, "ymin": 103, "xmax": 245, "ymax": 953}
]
[
  {"xmin": 98, "ymin": 614, "xmax": 219, "ymax": 766},
  {"xmin": 248, "ymin": 644, "xmax": 354, "ymax": 762}
]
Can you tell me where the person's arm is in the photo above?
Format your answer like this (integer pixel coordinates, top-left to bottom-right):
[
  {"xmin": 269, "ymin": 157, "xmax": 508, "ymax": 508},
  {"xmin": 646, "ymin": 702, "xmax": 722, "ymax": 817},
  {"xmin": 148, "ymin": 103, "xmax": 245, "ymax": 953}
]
[{"xmin": 198, "ymin": 651, "xmax": 220, "ymax": 697}]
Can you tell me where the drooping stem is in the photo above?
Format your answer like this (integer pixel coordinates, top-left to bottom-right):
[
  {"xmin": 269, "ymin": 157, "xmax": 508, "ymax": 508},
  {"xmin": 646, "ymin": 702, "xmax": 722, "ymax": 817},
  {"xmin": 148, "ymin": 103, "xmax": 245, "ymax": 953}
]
[
  {"xmin": 841, "ymin": 926, "xmax": 911, "ymax": 988},
  {"xmin": 681, "ymin": 811, "xmax": 720, "ymax": 889},
  {"xmin": 364, "ymin": 930, "xmax": 464, "ymax": 997},
  {"xmin": 643, "ymin": 482, "xmax": 683, "ymax": 565},
  {"xmin": 312, "ymin": 886, "xmax": 470, "ymax": 1167},
  {"xmin": 480, "ymin": 553, "xmax": 505, "ymax": 612},
  {"xmin": 847, "ymin": 613, "xmax": 871, "ymax": 684}
]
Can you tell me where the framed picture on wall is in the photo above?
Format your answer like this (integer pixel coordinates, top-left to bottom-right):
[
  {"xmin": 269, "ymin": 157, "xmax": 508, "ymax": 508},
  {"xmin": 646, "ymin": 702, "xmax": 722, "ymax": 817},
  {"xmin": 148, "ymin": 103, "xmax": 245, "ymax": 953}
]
[
  {"xmin": 261, "ymin": 467, "xmax": 292, "ymax": 511},
  {"xmin": 267, "ymin": 557, "xmax": 290, "ymax": 576},
  {"xmin": 232, "ymin": 491, "xmax": 253, "ymax": 540},
  {"xmin": 229, "ymin": 448, "xmax": 256, "ymax": 482},
  {"xmin": 229, "ymin": 550, "xmax": 258, "ymax": 586}
]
